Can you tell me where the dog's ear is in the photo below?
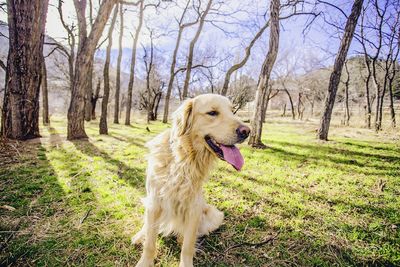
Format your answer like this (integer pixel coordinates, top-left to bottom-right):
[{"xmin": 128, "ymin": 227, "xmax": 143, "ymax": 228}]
[{"xmin": 172, "ymin": 98, "xmax": 193, "ymax": 137}]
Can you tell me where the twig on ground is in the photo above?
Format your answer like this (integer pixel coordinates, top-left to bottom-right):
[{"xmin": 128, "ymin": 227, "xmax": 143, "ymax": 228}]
[
  {"xmin": 79, "ymin": 208, "xmax": 92, "ymax": 225},
  {"xmin": 224, "ymin": 232, "xmax": 280, "ymax": 254}
]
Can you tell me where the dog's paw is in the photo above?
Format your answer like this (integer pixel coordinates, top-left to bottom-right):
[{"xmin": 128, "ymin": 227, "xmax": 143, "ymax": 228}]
[{"xmin": 131, "ymin": 230, "xmax": 145, "ymax": 246}]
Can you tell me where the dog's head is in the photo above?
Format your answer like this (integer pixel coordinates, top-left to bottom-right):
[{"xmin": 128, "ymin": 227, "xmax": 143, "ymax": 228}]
[{"xmin": 171, "ymin": 94, "xmax": 250, "ymax": 171}]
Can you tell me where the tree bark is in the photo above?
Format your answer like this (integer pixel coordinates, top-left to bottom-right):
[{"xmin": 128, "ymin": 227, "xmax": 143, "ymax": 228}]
[
  {"xmin": 317, "ymin": 0, "xmax": 363, "ymax": 141},
  {"xmin": 125, "ymin": 0, "xmax": 144, "ymax": 125},
  {"xmin": 67, "ymin": 0, "xmax": 117, "ymax": 140},
  {"xmin": 114, "ymin": 3, "xmax": 124, "ymax": 124},
  {"xmin": 181, "ymin": 0, "xmax": 213, "ymax": 99},
  {"xmin": 1, "ymin": 0, "xmax": 49, "ymax": 140},
  {"xmin": 100, "ymin": 4, "xmax": 118, "ymax": 135},
  {"xmin": 248, "ymin": 0, "xmax": 280, "ymax": 148},
  {"xmin": 42, "ymin": 56, "xmax": 50, "ymax": 126}
]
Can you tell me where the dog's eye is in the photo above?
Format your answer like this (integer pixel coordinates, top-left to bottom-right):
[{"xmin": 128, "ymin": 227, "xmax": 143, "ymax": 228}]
[{"xmin": 207, "ymin": 111, "xmax": 218, "ymax": 116}]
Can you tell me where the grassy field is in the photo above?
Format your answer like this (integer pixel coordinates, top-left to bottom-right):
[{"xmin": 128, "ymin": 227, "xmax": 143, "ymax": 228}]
[{"xmin": 1, "ymin": 116, "xmax": 399, "ymax": 266}]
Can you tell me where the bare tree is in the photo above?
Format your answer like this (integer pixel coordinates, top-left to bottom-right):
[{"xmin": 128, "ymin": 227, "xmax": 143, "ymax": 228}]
[
  {"xmin": 1, "ymin": 1, "xmax": 49, "ymax": 140},
  {"xmin": 359, "ymin": 6, "xmax": 373, "ymax": 128},
  {"xmin": 181, "ymin": 0, "xmax": 213, "ymax": 99},
  {"xmin": 370, "ymin": 0, "xmax": 388, "ymax": 131},
  {"xmin": 317, "ymin": 0, "xmax": 363, "ymax": 141},
  {"xmin": 57, "ymin": 0, "xmax": 76, "ymax": 92},
  {"xmin": 382, "ymin": 3, "xmax": 400, "ymax": 128},
  {"xmin": 114, "ymin": 3, "xmax": 124, "ymax": 124},
  {"xmin": 162, "ymin": 0, "xmax": 199, "ymax": 123},
  {"xmin": 125, "ymin": 0, "xmax": 144, "ymax": 125},
  {"xmin": 248, "ymin": 0, "xmax": 280, "ymax": 148},
  {"xmin": 221, "ymin": 20, "xmax": 270, "ymax": 96},
  {"xmin": 67, "ymin": 0, "xmax": 117, "ymax": 140},
  {"xmin": 100, "ymin": 4, "xmax": 118, "ymax": 134}
]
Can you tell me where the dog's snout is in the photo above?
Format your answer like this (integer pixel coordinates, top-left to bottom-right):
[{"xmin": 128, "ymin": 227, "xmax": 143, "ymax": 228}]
[{"xmin": 236, "ymin": 125, "xmax": 250, "ymax": 140}]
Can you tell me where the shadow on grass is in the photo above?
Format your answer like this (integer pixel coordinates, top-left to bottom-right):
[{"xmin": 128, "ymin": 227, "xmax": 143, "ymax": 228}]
[
  {"xmin": 0, "ymin": 140, "xmax": 66, "ymax": 266},
  {"xmin": 71, "ymin": 138, "xmax": 146, "ymax": 190},
  {"xmin": 45, "ymin": 127, "xmax": 144, "ymax": 264},
  {"xmin": 263, "ymin": 140, "xmax": 399, "ymax": 177},
  {"xmin": 208, "ymin": 173, "xmax": 398, "ymax": 266},
  {"xmin": 270, "ymin": 139, "xmax": 400, "ymax": 163},
  {"xmin": 108, "ymin": 132, "xmax": 146, "ymax": 148}
]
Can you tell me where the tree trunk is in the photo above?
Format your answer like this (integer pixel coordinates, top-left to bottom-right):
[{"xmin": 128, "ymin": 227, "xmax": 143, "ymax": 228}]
[
  {"xmin": 377, "ymin": 75, "xmax": 387, "ymax": 131},
  {"xmin": 154, "ymin": 92, "xmax": 162, "ymax": 121},
  {"xmin": 261, "ymin": 88, "xmax": 272, "ymax": 123},
  {"xmin": 317, "ymin": 0, "xmax": 363, "ymax": 141},
  {"xmin": 181, "ymin": 0, "xmax": 213, "ymax": 99},
  {"xmin": 248, "ymin": 0, "xmax": 280, "ymax": 148},
  {"xmin": 85, "ymin": 58, "xmax": 94, "ymax": 121},
  {"xmin": 163, "ymin": 27, "xmax": 184, "ymax": 123},
  {"xmin": 281, "ymin": 103, "xmax": 286, "ymax": 117},
  {"xmin": 91, "ymin": 79, "xmax": 101, "ymax": 119},
  {"xmin": 42, "ymin": 57, "xmax": 50, "ymax": 125},
  {"xmin": 388, "ymin": 76, "xmax": 396, "ymax": 128},
  {"xmin": 1, "ymin": 1, "xmax": 49, "ymax": 140},
  {"xmin": 344, "ymin": 61, "xmax": 350, "ymax": 126},
  {"xmin": 284, "ymin": 88, "xmax": 295, "ymax": 119},
  {"xmin": 297, "ymin": 92, "xmax": 304, "ymax": 120},
  {"xmin": 162, "ymin": 0, "xmax": 197, "ymax": 123},
  {"xmin": 363, "ymin": 60, "xmax": 372, "ymax": 128},
  {"xmin": 144, "ymin": 32, "xmax": 154, "ymax": 124},
  {"xmin": 125, "ymin": 0, "xmax": 144, "ymax": 125},
  {"xmin": 100, "ymin": 5, "xmax": 118, "ymax": 135},
  {"xmin": 67, "ymin": 0, "xmax": 116, "ymax": 140},
  {"xmin": 114, "ymin": 3, "xmax": 124, "ymax": 124}
]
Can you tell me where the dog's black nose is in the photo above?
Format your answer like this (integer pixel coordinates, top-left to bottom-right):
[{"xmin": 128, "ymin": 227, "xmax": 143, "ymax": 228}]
[{"xmin": 236, "ymin": 125, "xmax": 250, "ymax": 140}]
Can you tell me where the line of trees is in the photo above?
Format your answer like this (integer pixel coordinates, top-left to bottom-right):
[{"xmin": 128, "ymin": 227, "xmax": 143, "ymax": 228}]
[{"xmin": 0, "ymin": 0, "xmax": 399, "ymax": 147}]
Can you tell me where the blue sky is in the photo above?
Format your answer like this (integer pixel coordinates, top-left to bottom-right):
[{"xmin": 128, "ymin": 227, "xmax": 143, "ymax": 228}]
[{"xmin": 0, "ymin": 0, "xmax": 372, "ymax": 79}]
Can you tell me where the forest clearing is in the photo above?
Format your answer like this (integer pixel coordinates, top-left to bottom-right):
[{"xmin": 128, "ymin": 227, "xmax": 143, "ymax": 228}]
[
  {"xmin": 1, "ymin": 0, "xmax": 400, "ymax": 266},
  {"xmin": 1, "ymin": 116, "xmax": 399, "ymax": 266}
]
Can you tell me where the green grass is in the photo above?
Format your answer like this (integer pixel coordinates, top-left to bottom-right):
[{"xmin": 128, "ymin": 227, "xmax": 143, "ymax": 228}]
[{"xmin": 1, "ymin": 116, "xmax": 399, "ymax": 266}]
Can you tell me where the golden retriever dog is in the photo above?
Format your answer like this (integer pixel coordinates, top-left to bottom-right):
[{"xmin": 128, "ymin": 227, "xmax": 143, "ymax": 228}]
[{"xmin": 132, "ymin": 94, "xmax": 250, "ymax": 267}]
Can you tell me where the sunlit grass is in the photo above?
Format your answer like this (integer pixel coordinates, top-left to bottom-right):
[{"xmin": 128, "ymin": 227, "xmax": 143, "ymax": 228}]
[{"xmin": 1, "ymin": 116, "xmax": 399, "ymax": 266}]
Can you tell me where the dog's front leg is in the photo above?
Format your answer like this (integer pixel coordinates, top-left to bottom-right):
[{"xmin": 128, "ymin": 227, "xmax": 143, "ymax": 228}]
[
  {"xmin": 136, "ymin": 205, "xmax": 160, "ymax": 267},
  {"xmin": 179, "ymin": 212, "xmax": 201, "ymax": 267}
]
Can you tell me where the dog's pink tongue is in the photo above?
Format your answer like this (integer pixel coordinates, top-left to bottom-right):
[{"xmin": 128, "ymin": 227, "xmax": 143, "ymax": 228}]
[{"xmin": 220, "ymin": 145, "xmax": 244, "ymax": 171}]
